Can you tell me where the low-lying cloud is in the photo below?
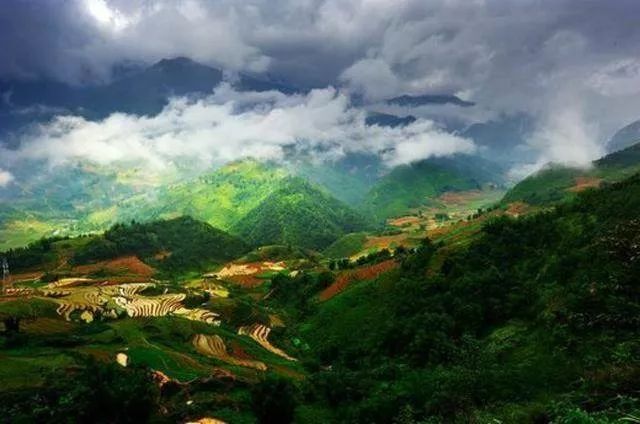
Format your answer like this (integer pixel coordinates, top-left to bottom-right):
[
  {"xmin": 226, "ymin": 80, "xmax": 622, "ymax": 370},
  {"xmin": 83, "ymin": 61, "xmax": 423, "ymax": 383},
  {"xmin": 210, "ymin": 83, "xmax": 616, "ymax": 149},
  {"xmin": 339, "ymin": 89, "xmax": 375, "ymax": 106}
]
[{"xmin": 2, "ymin": 85, "xmax": 475, "ymax": 178}]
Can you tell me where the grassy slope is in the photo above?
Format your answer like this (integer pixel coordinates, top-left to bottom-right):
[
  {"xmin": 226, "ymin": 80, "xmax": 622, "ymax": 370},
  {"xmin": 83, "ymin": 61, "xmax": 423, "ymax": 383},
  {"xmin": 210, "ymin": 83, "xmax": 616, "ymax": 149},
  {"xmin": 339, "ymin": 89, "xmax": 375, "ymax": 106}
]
[
  {"xmin": 322, "ymin": 232, "xmax": 369, "ymax": 258},
  {"xmin": 503, "ymin": 141, "xmax": 640, "ymax": 205},
  {"xmin": 232, "ymin": 178, "xmax": 371, "ymax": 251},
  {"xmin": 0, "ymin": 160, "xmax": 289, "ymax": 251},
  {"xmin": 110, "ymin": 160, "xmax": 290, "ymax": 231}
]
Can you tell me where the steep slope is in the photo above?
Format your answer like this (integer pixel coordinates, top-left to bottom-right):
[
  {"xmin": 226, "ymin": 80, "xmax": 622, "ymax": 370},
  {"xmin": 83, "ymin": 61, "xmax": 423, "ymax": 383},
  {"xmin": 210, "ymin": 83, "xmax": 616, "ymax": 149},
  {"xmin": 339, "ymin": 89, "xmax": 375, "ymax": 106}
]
[
  {"xmin": 361, "ymin": 156, "xmax": 502, "ymax": 220},
  {"xmin": 0, "ymin": 160, "xmax": 290, "ymax": 250},
  {"xmin": 111, "ymin": 160, "xmax": 290, "ymax": 231},
  {"xmin": 232, "ymin": 178, "xmax": 371, "ymax": 250},
  {"xmin": 503, "ymin": 141, "xmax": 640, "ymax": 205},
  {"xmin": 291, "ymin": 153, "xmax": 382, "ymax": 204},
  {"xmin": 299, "ymin": 172, "xmax": 640, "ymax": 422}
]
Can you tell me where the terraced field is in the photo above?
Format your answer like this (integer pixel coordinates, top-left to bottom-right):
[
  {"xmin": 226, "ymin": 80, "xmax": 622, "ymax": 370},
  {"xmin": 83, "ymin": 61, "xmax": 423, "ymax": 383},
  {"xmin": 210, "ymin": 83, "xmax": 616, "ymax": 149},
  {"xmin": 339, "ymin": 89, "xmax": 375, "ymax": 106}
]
[
  {"xmin": 238, "ymin": 323, "xmax": 297, "ymax": 361},
  {"xmin": 192, "ymin": 334, "xmax": 267, "ymax": 371}
]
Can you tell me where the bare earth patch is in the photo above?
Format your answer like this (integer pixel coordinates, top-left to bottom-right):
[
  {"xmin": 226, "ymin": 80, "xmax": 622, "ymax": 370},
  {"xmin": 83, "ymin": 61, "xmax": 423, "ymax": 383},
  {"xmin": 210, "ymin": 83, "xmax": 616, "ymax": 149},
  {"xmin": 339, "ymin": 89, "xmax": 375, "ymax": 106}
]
[
  {"xmin": 568, "ymin": 176, "xmax": 602, "ymax": 192},
  {"xmin": 73, "ymin": 255, "xmax": 155, "ymax": 279},
  {"xmin": 319, "ymin": 259, "xmax": 398, "ymax": 301}
]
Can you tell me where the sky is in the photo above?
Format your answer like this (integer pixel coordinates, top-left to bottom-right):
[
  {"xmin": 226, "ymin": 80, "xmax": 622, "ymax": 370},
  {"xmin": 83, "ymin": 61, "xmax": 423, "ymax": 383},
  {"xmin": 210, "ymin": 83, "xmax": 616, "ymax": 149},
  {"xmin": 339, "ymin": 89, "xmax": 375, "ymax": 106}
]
[{"xmin": 1, "ymin": 0, "xmax": 640, "ymax": 185}]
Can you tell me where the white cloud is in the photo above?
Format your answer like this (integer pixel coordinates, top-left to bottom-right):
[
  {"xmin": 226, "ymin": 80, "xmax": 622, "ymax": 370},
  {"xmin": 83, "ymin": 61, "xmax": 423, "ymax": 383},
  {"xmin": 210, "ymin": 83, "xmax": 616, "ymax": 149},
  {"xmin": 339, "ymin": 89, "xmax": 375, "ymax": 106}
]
[
  {"xmin": 0, "ymin": 168, "xmax": 14, "ymax": 187},
  {"xmin": 4, "ymin": 85, "xmax": 475, "ymax": 176}
]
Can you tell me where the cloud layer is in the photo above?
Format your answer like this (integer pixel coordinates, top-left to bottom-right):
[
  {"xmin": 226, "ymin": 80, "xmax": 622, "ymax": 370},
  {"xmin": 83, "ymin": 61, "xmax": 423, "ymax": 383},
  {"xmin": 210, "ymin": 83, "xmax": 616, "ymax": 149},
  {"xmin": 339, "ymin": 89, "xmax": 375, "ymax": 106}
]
[{"xmin": 3, "ymin": 85, "xmax": 475, "ymax": 175}]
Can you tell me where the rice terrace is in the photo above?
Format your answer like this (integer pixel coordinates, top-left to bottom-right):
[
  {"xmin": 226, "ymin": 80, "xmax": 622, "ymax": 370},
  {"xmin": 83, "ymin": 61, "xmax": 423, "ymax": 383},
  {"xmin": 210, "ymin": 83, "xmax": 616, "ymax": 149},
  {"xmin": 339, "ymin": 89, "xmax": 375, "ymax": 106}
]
[{"xmin": 2, "ymin": 1, "xmax": 640, "ymax": 422}]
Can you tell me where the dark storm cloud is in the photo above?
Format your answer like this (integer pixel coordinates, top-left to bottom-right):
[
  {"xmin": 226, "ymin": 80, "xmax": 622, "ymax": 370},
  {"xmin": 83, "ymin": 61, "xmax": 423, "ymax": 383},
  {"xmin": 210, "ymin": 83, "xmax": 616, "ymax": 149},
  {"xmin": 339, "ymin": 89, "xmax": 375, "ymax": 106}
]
[{"xmin": 1, "ymin": 0, "xmax": 640, "ymax": 173}]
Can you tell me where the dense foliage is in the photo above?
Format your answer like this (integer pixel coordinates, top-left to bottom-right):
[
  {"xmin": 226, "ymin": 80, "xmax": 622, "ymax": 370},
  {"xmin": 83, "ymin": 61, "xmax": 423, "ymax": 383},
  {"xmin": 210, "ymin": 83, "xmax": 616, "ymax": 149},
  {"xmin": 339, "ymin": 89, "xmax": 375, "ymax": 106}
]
[
  {"xmin": 297, "ymin": 174, "xmax": 640, "ymax": 422},
  {"xmin": 232, "ymin": 177, "xmax": 371, "ymax": 250},
  {"xmin": 72, "ymin": 216, "xmax": 249, "ymax": 271},
  {"xmin": 0, "ymin": 359, "xmax": 160, "ymax": 423},
  {"xmin": 362, "ymin": 159, "xmax": 483, "ymax": 220}
]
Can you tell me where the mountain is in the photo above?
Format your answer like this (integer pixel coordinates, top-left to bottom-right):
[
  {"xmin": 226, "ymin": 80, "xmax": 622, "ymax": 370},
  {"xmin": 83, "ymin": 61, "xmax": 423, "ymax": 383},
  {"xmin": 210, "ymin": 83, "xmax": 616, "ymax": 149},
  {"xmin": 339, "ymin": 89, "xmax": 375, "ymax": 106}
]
[
  {"xmin": 0, "ymin": 57, "xmax": 299, "ymax": 138},
  {"xmin": 365, "ymin": 112, "xmax": 417, "ymax": 127},
  {"xmin": 232, "ymin": 177, "xmax": 371, "ymax": 250},
  {"xmin": 502, "ymin": 141, "xmax": 640, "ymax": 205},
  {"xmin": 386, "ymin": 94, "xmax": 474, "ymax": 107},
  {"xmin": 0, "ymin": 160, "xmax": 289, "ymax": 250},
  {"xmin": 291, "ymin": 153, "xmax": 383, "ymax": 204},
  {"xmin": 606, "ymin": 119, "xmax": 640, "ymax": 154},
  {"xmin": 362, "ymin": 156, "xmax": 503, "ymax": 220},
  {"xmin": 461, "ymin": 114, "xmax": 533, "ymax": 164}
]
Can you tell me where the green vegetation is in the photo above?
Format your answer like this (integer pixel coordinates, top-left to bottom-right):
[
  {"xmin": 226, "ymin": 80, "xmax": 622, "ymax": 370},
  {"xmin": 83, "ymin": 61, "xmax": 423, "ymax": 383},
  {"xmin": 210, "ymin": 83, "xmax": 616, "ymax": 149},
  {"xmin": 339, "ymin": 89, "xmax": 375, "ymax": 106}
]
[
  {"xmin": 362, "ymin": 159, "xmax": 483, "ymax": 220},
  {"xmin": 293, "ymin": 173, "xmax": 640, "ymax": 422},
  {"xmin": 232, "ymin": 178, "xmax": 371, "ymax": 250},
  {"xmin": 322, "ymin": 232, "xmax": 368, "ymax": 258},
  {"xmin": 503, "ymin": 141, "xmax": 640, "ymax": 205},
  {"xmin": 73, "ymin": 216, "xmax": 249, "ymax": 272},
  {"xmin": 3, "ymin": 155, "xmax": 640, "ymax": 422}
]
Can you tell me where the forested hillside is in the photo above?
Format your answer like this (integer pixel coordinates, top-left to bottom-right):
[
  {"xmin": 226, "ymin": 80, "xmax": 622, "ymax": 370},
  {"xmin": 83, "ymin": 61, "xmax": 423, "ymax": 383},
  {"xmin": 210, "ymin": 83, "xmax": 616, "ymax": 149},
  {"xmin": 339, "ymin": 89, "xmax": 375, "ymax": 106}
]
[
  {"xmin": 294, "ymin": 173, "xmax": 640, "ymax": 422},
  {"xmin": 232, "ymin": 178, "xmax": 371, "ymax": 250}
]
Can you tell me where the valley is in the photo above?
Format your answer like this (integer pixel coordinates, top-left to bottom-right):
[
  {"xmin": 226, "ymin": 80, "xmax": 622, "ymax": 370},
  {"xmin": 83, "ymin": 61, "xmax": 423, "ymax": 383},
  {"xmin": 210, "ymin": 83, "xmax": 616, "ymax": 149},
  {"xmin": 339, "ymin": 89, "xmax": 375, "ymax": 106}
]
[{"xmin": 2, "ymin": 146, "xmax": 639, "ymax": 421}]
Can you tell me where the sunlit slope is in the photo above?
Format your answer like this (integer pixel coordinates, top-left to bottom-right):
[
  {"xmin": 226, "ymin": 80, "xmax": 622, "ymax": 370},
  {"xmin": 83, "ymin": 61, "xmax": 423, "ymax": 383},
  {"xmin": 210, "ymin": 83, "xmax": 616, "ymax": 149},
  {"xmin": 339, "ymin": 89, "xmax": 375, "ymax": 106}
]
[{"xmin": 232, "ymin": 177, "xmax": 372, "ymax": 250}]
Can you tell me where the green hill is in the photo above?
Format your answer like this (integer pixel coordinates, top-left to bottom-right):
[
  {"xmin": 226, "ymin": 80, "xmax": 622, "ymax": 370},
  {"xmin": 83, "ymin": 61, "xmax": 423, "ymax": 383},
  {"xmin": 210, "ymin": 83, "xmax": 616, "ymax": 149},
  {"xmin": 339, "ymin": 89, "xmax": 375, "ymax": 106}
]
[
  {"xmin": 322, "ymin": 232, "xmax": 368, "ymax": 258},
  {"xmin": 361, "ymin": 157, "xmax": 498, "ymax": 220},
  {"xmin": 232, "ymin": 178, "xmax": 371, "ymax": 250},
  {"xmin": 72, "ymin": 216, "xmax": 249, "ymax": 271},
  {"xmin": 502, "ymin": 141, "xmax": 640, "ymax": 205}
]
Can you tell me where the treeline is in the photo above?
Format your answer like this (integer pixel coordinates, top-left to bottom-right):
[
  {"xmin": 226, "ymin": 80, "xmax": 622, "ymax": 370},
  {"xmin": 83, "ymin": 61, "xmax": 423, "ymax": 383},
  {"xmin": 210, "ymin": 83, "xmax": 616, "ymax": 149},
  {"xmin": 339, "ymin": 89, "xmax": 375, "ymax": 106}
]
[
  {"xmin": 295, "ymin": 173, "xmax": 640, "ymax": 423},
  {"xmin": 1, "ymin": 236, "xmax": 69, "ymax": 272},
  {"xmin": 73, "ymin": 217, "xmax": 249, "ymax": 272}
]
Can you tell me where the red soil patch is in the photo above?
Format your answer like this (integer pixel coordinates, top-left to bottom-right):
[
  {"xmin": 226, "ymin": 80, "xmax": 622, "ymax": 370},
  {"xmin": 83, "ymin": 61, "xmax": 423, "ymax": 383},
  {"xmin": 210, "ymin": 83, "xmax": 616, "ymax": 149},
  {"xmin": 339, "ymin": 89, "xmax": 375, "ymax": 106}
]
[
  {"xmin": 504, "ymin": 201, "xmax": 531, "ymax": 217},
  {"xmin": 229, "ymin": 341, "xmax": 257, "ymax": 361},
  {"xmin": 227, "ymin": 274, "xmax": 263, "ymax": 287},
  {"xmin": 319, "ymin": 259, "xmax": 397, "ymax": 301},
  {"xmin": 73, "ymin": 256, "xmax": 155, "ymax": 278},
  {"xmin": 364, "ymin": 233, "xmax": 409, "ymax": 251},
  {"xmin": 388, "ymin": 216, "xmax": 420, "ymax": 227},
  {"xmin": 568, "ymin": 176, "xmax": 602, "ymax": 192}
]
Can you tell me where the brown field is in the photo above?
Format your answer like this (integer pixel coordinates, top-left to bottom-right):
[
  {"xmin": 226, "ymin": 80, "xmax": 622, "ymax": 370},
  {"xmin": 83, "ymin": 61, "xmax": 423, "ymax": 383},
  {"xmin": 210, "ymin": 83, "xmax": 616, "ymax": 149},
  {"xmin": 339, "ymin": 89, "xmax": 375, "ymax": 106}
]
[
  {"xmin": 388, "ymin": 216, "xmax": 421, "ymax": 227},
  {"xmin": 504, "ymin": 201, "xmax": 532, "ymax": 217},
  {"xmin": 363, "ymin": 233, "xmax": 411, "ymax": 251},
  {"xmin": 214, "ymin": 261, "xmax": 286, "ymax": 287},
  {"xmin": 73, "ymin": 255, "xmax": 155, "ymax": 278},
  {"xmin": 568, "ymin": 176, "xmax": 602, "ymax": 192},
  {"xmin": 438, "ymin": 189, "xmax": 484, "ymax": 204},
  {"xmin": 319, "ymin": 259, "xmax": 398, "ymax": 301}
]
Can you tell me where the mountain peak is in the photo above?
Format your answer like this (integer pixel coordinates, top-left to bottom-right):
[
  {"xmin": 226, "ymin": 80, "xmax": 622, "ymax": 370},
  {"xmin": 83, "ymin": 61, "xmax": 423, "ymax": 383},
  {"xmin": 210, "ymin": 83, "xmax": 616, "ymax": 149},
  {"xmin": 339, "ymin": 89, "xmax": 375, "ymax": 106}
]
[{"xmin": 387, "ymin": 94, "xmax": 475, "ymax": 107}]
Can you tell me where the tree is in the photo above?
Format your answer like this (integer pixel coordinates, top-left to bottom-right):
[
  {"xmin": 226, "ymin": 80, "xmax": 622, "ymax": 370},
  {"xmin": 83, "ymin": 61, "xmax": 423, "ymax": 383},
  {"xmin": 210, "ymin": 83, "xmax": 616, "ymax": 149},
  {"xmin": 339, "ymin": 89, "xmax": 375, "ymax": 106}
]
[{"xmin": 251, "ymin": 376, "xmax": 298, "ymax": 424}]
